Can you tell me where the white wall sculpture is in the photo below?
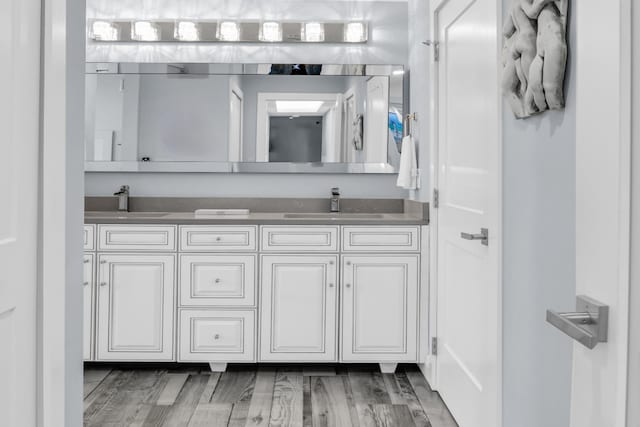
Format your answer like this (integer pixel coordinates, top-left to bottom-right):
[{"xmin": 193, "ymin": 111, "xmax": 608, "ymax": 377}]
[{"xmin": 503, "ymin": 0, "xmax": 568, "ymax": 119}]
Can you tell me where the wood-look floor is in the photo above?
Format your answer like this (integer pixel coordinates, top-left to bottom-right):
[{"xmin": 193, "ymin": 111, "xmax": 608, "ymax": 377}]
[{"xmin": 84, "ymin": 363, "xmax": 457, "ymax": 427}]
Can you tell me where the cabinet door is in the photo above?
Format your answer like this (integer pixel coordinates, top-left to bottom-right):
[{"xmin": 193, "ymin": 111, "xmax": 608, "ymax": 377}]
[
  {"xmin": 83, "ymin": 254, "xmax": 94, "ymax": 360},
  {"xmin": 260, "ymin": 255, "xmax": 338, "ymax": 361},
  {"xmin": 341, "ymin": 255, "xmax": 419, "ymax": 362},
  {"xmin": 97, "ymin": 254, "xmax": 175, "ymax": 361}
]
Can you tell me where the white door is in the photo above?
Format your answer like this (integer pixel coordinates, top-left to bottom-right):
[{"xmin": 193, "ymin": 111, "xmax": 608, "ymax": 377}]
[
  {"xmin": 97, "ymin": 254, "xmax": 176, "ymax": 361},
  {"xmin": 0, "ymin": 0, "xmax": 41, "ymax": 425},
  {"xmin": 341, "ymin": 255, "xmax": 419, "ymax": 362},
  {"xmin": 364, "ymin": 76, "xmax": 389, "ymax": 163},
  {"xmin": 568, "ymin": 1, "xmax": 630, "ymax": 425},
  {"xmin": 434, "ymin": 0, "xmax": 501, "ymax": 425},
  {"xmin": 228, "ymin": 84, "xmax": 243, "ymax": 162},
  {"xmin": 260, "ymin": 255, "xmax": 338, "ymax": 361},
  {"xmin": 84, "ymin": 254, "xmax": 95, "ymax": 360}
]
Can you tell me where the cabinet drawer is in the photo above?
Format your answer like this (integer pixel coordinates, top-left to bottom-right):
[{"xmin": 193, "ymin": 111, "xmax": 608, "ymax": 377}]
[
  {"xmin": 180, "ymin": 226, "xmax": 257, "ymax": 252},
  {"xmin": 179, "ymin": 255, "xmax": 256, "ymax": 307},
  {"xmin": 179, "ymin": 309, "xmax": 255, "ymax": 362},
  {"xmin": 84, "ymin": 225, "xmax": 96, "ymax": 251},
  {"xmin": 261, "ymin": 226, "xmax": 339, "ymax": 252},
  {"xmin": 98, "ymin": 225, "xmax": 176, "ymax": 251},
  {"xmin": 342, "ymin": 226, "xmax": 420, "ymax": 252}
]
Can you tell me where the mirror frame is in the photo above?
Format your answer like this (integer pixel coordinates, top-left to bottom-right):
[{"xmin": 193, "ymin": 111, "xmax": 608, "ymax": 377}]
[{"xmin": 85, "ymin": 63, "xmax": 407, "ymax": 174}]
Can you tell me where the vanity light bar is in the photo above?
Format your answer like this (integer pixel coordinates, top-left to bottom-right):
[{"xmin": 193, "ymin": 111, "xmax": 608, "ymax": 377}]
[{"xmin": 89, "ymin": 20, "xmax": 368, "ymax": 44}]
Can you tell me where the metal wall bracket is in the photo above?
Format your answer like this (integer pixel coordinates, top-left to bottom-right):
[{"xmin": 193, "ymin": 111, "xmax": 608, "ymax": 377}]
[{"xmin": 546, "ymin": 295, "xmax": 609, "ymax": 349}]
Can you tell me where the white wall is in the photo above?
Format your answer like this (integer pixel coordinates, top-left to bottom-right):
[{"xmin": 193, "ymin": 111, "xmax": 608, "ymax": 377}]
[
  {"xmin": 137, "ymin": 75, "xmax": 232, "ymax": 161},
  {"xmin": 84, "ymin": 0, "xmax": 409, "ymax": 198},
  {"xmin": 501, "ymin": 1, "xmax": 576, "ymax": 426}
]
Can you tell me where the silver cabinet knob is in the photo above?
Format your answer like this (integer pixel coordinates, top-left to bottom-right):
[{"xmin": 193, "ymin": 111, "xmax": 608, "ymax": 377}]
[
  {"xmin": 216, "ymin": 237, "xmax": 222, "ymax": 242},
  {"xmin": 214, "ymin": 334, "xmax": 220, "ymax": 340},
  {"xmin": 346, "ymin": 261, "xmax": 351, "ymax": 266},
  {"xmin": 84, "ymin": 259, "xmax": 90, "ymax": 264},
  {"xmin": 329, "ymin": 260, "xmax": 334, "ymax": 265},
  {"xmin": 83, "ymin": 281, "xmax": 89, "ymax": 286},
  {"xmin": 214, "ymin": 278, "xmax": 221, "ymax": 284},
  {"xmin": 100, "ymin": 260, "xmax": 107, "ymax": 264},
  {"xmin": 100, "ymin": 282, "xmax": 107, "ymax": 287},
  {"xmin": 346, "ymin": 283, "xmax": 351, "ymax": 288},
  {"xmin": 329, "ymin": 283, "xmax": 334, "ymax": 288}
]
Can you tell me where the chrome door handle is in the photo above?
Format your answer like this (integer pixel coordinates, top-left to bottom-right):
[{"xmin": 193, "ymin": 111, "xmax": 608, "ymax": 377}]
[
  {"xmin": 460, "ymin": 228, "xmax": 488, "ymax": 246},
  {"xmin": 546, "ymin": 295, "xmax": 609, "ymax": 349}
]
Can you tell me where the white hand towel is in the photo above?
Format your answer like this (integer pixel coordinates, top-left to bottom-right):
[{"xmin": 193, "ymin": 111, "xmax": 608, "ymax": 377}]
[{"xmin": 396, "ymin": 135, "xmax": 418, "ymax": 190}]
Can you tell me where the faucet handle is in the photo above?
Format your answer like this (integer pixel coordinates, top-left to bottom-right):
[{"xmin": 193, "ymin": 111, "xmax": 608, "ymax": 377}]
[
  {"xmin": 114, "ymin": 185, "xmax": 130, "ymax": 195},
  {"xmin": 331, "ymin": 187, "xmax": 340, "ymax": 196}
]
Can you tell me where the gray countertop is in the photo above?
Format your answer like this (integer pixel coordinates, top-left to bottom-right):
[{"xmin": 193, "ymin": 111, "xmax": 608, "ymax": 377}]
[{"xmin": 84, "ymin": 211, "xmax": 428, "ymax": 225}]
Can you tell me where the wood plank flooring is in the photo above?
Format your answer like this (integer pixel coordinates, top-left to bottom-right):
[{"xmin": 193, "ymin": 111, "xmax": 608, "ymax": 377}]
[{"xmin": 84, "ymin": 364, "xmax": 457, "ymax": 427}]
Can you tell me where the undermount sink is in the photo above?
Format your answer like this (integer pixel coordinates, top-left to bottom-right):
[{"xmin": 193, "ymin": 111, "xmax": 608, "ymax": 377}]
[
  {"xmin": 85, "ymin": 211, "xmax": 170, "ymax": 218},
  {"xmin": 283, "ymin": 213, "xmax": 384, "ymax": 219}
]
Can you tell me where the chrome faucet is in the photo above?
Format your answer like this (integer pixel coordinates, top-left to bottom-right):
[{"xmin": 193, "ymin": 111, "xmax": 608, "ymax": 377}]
[
  {"xmin": 330, "ymin": 187, "xmax": 340, "ymax": 213},
  {"xmin": 114, "ymin": 185, "xmax": 130, "ymax": 212}
]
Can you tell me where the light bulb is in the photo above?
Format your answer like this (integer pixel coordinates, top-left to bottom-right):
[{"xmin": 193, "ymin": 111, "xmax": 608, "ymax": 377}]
[
  {"xmin": 175, "ymin": 21, "xmax": 200, "ymax": 41},
  {"xmin": 217, "ymin": 21, "xmax": 240, "ymax": 42},
  {"xmin": 302, "ymin": 22, "xmax": 325, "ymax": 42},
  {"xmin": 132, "ymin": 21, "xmax": 160, "ymax": 41},
  {"xmin": 344, "ymin": 22, "xmax": 367, "ymax": 43},
  {"xmin": 91, "ymin": 21, "xmax": 120, "ymax": 41},
  {"xmin": 260, "ymin": 22, "xmax": 282, "ymax": 42}
]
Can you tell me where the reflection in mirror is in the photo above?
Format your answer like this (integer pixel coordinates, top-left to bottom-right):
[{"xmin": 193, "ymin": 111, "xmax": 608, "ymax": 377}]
[{"xmin": 85, "ymin": 64, "xmax": 405, "ymax": 173}]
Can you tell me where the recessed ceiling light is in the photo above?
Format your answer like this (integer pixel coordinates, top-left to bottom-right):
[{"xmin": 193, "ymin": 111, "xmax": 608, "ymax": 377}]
[
  {"xmin": 91, "ymin": 21, "xmax": 120, "ymax": 41},
  {"xmin": 217, "ymin": 21, "xmax": 240, "ymax": 42},
  {"xmin": 302, "ymin": 22, "xmax": 325, "ymax": 42},
  {"xmin": 260, "ymin": 22, "xmax": 283, "ymax": 42},
  {"xmin": 344, "ymin": 22, "xmax": 367, "ymax": 43},
  {"xmin": 276, "ymin": 100, "xmax": 324, "ymax": 113},
  {"xmin": 175, "ymin": 21, "xmax": 200, "ymax": 41},
  {"xmin": 132, "ymin": 21, "xmax": 160, "ymax": 41}
]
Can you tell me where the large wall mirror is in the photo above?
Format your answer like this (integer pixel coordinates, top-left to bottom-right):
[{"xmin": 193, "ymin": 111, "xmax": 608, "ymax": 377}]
[{"xmin": 85, "ymin": 63, "xmax": 405, "ymax": 173}]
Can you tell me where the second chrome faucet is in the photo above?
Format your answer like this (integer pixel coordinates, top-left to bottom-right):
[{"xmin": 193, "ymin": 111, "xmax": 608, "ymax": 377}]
[
  {"xmin": 114, "ymin": 185, "xmax": 130, "ymax": 212},
  {"xmin": 330, "ymin": 187, "xmax": 340, "ymax": 213}
]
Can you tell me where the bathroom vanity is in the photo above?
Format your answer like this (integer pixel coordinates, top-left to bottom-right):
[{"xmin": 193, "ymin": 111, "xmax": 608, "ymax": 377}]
[{"xmin": 82, "ymin": 210, "xmax": 428, "ymax": 373}]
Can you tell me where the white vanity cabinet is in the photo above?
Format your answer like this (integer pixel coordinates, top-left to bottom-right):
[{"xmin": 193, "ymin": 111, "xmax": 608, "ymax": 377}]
[
  {"xmin": 96, "ymin": 253, "xmax": 176, "ymax": 361},
  {"xmin": 83, "ymin": 222, "xmax": 426, "ymax": 370},
  {"xmin": 260, "ymin": 255, "xmax": 338, "ymax": 362},
  {"xmin": 341, "ymin": 254, "xmax": 419, "ymax": 362}
]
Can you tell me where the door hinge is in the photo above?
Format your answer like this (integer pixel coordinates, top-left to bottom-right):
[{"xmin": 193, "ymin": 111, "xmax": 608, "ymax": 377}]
[
  {"xmin": 432, "ymin": 337, "xmax": 438, "ymax": 356},
  {"xmin": 422, "ymin": 40, "xmax": 440, "ymax": 62},
  {"xmin": 433, "ymin": 188, "xmax": 440, "ymax": 209}
]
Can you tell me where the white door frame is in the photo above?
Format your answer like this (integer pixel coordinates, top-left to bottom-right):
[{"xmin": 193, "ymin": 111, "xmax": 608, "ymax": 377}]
[
  {"xmin": 427, "ymin": 0, "xmax": 503, "ymax": 423},
  {"xmin": 255, "ymin": 92, "xmax": 339, "ymax": 162},
  {"xmin": 228, "ymin": 80, "xmax": 244, "ymax": 162},
  {"xmin": 40, "ymin": 0, "xmax": 85, "ymax": 425},
  {"xmin": 571, "ymin": 0, "xmax": 631, "ymax": 425}
]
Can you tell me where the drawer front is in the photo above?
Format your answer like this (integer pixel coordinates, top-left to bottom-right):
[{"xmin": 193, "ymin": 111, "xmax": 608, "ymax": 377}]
[
  {"xmin": 180, "ymin": 255, "xmax": 256, "ymax": 307},
  {"xmin": 179, "ymin": 309, "xmax": 255, "ymax": 362},
  {"xmin": 261, "ymin": 226, "xmax": 339, "ymax": 252},
  {"xmin": 84, "ymin": 225, "xmax": 96, "ymax": 251},
  {"xmin": 180, "ymin": 226, "xmax": 257, "ymax": 252},
  {"xmin": 342, "ymin": 226, "xmax": 420, "ymax": 252},
  {"xmin": 98, "ymin": 225, "xmax": 176, "ymax": 251}
]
